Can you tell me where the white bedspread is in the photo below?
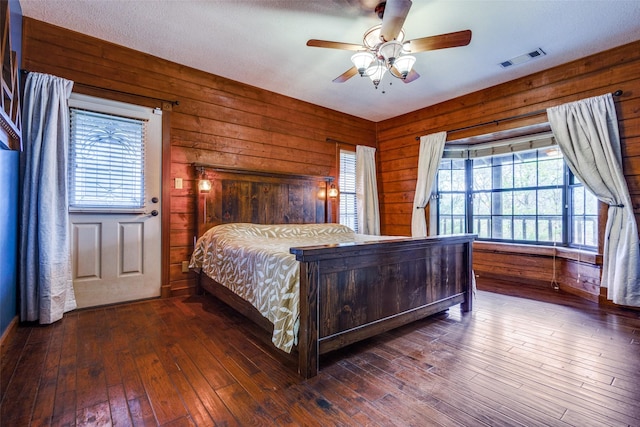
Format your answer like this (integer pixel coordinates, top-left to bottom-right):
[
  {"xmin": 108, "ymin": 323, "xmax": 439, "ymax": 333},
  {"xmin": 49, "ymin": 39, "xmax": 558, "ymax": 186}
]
[{"xmin": 190, "ymin": 223, "xmax": 374, "ymax": 353}]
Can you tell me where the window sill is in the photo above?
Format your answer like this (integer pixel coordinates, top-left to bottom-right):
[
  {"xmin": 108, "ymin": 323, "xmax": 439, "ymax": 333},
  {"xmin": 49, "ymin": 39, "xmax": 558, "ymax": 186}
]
[{"xmin": 473, "ymin": 241, "xmax": 602, "ymax": 265}]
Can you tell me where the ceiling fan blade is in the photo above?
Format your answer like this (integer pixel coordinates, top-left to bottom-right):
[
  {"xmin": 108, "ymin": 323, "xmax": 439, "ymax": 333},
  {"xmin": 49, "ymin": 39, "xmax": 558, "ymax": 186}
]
[
  {"xmin": 380, "ymin": 0, "xmax": 412, "ymax": 42},
  {"xmin": 390, "ymin": 66, "xmax": 420, "ymax": 83},
  {"xmin": 333, "ymin": 66, "xmax": 359, "ymax": 83},
  {"xmin": 307, "ymin": 39, "xmax": 365, "ymax": 51},
  {"xmin": 404, "ymin": 30, "xmax": 472, "ymax": 53},
  {"xmin": 402, "ymin": 69, "xmax": 420, "ymax": 83}
]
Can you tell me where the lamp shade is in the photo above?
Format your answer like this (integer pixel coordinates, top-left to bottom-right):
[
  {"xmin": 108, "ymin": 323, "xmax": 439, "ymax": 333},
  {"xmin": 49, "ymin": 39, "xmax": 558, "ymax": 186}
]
[
  {"xmin": 328, "ymin": 184, "xmax": 339, "ymax": 198},
  {"xmin": 351, "ymin": 52, "xmax": 375, "ymax": 76},
  {"xmin": 379, "ymin": 40, "xmax": 404, "ymax": 66},
  {"xmin": 393, "ymin": 55, "xmax": 416, "ymax": 78},
  {"xmin": 366, "ymin": 60, "xmax": 387, "ymax": 88},
  {"xmin": 199, "ymin": 179, "xmax": 212, "ymax": 193}
]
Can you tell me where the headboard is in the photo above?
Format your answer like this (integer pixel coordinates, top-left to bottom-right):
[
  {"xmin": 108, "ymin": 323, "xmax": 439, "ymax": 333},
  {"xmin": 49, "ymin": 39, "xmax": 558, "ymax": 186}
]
[{"xmin": 193, "ymin": 164, "xmax": 333, "ymax": 238}]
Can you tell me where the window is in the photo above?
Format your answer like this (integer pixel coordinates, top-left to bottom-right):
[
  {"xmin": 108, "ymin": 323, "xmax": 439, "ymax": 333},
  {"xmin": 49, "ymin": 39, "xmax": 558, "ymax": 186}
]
[
  {"xmin": 570, "ymin": 174, "xmax": 599, "ymax": 247},
  {"xmin": 436, "ymin": 137, "xmax": 598, "ymax": 249},
  {"xmin": 437, "ymin": 158, "xmax": 467, "ymax": 235},
  {"xmin": 471, "ymin": 148, "xmax": 564, "ymax": 243},
  {"xmin": 339, "ymin": 149, "xmax": 358, "ymax": 232},
  {"xmin": 69, "ymin": 108, "xmax": 147, "ymax": 210}
]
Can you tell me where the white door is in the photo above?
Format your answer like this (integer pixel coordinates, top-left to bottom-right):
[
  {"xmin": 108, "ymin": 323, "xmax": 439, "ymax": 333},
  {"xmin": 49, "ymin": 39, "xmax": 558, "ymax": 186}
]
[{"xmin": 68, "ymin": 94, "xmax": 162, "ymax": 308}]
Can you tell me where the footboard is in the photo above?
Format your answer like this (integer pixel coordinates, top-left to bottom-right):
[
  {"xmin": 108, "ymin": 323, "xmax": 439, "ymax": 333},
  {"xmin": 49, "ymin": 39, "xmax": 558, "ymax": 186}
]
[{"xmin": 291, "ymin": 234, "xmax": 475, "ymax": 378}]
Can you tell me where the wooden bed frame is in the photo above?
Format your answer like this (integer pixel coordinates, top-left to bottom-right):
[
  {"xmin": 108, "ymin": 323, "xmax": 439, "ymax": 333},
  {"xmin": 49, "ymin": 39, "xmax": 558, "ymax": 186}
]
[{"xmin": 193, "ymin": 164, "xmax": 475, "ymax": 378}]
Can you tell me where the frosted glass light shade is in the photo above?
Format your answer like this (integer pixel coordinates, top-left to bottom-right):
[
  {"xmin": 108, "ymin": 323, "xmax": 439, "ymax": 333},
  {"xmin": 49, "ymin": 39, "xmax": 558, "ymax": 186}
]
[
  {"xmin": 351, "ymin": 52, "xmax": 375, "ymax": 76},
  {"xmin": 394, "ymin": 55, "xmax": 416, "ymax": 78},
  {"xmin": 328, "ymin": 184, "xmax": 339, "ymax": 198},
  {"xmin": 199, "ymin": 179, "xmax": 212, "ymax": 193},
  {"xmin": 379, "ymin": 40, "xmax": 404, "ymax": 66},
  {"xmin": 366, "ymin": 60, "xmax": 387, "ymax": 88}
]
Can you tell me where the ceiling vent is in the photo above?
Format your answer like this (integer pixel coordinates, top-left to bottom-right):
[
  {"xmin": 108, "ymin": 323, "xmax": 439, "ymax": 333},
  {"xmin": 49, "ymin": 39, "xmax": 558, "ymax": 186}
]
[{"xmin": 500, "ymin": 48, "xmax": 546, "ymax": 68}]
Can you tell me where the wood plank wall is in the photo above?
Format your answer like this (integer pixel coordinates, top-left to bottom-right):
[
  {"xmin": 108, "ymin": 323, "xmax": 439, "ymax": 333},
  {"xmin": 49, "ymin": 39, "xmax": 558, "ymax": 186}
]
[
  {"xmin": 377, "ymin": 40, "xmax": 640, "ymax": 301},
  {"xmin": 21, "ymin": 18, "xmax": 376, "ymax": 296}
]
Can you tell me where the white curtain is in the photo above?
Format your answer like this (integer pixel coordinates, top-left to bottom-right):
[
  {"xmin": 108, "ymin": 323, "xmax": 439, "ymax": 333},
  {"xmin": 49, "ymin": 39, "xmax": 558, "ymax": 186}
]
[
  {"xmin": 547, "ymin": 93, "xmax": 640, "ymax": 307},
  {"xmin": 411, "ymin": 131, "xmax": 447, "ymax": 237},
  {"xmin": 356, "ymin": 145, "xmax": 380, "ymax": 235},
  {"xmin": 19, "ymin": 72, "xmax": 77, "ymax": 323}
]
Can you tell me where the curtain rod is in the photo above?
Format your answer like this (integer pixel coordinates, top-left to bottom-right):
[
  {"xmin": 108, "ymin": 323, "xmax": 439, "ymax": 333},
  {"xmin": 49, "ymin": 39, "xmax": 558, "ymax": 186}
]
[
  {"xmin": 326, "ymin": 137, "xmax": 356, "ymax": 147},
  {"xmin": 20, "ymin": 69, "xmax": 179, "ymax": 106},
  {"xmin": 415, "ymin": 89, "xmax": 623, "ymax": 140}
]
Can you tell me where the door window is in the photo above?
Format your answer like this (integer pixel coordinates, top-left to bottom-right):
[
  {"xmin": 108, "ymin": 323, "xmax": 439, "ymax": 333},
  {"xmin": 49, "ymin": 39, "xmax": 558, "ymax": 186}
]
[{"xmin": 69, "ymin": 109, "xmax": 147, "ymax": 211}]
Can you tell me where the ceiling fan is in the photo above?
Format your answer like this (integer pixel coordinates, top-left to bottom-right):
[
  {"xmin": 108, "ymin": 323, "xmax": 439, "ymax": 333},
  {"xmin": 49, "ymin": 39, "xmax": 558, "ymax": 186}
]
[{"xmin": 306, "ymin": 0, "xmax": 472, "ymax": 89}]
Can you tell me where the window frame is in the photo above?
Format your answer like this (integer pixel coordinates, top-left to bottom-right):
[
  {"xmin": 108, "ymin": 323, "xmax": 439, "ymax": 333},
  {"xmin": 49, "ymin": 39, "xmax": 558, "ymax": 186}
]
[
  {"xmin": 435, "ymin": 157, "xmax": 468, "ymax": 236},
  {"xmin": 435, "ymin": 141, "xmax": 599, "ymax": 251}
]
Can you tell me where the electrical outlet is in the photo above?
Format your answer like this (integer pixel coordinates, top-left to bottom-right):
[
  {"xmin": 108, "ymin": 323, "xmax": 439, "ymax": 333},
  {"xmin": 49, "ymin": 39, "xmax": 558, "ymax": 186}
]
[
  {"xmin": 175, "ymin": 177, "xmax": 183, "ymax": 189},
  {"xmin": 181, "ymin": 261, "xmax": 189, "ymax": 273}
]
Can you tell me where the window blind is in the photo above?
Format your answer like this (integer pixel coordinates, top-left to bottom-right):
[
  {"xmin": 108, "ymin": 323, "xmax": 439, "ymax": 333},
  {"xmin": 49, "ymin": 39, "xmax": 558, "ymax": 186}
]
[
  {"xmin": 339, "ymin": 149, "xmax": 358, "ymax": 232},
  {"xmin": 69, "ymin": 108, "xmax": 147, "ymax": 209},
  {"xmin": 443, "ymin": 132, "xmax": 556, "ymax": 159}
]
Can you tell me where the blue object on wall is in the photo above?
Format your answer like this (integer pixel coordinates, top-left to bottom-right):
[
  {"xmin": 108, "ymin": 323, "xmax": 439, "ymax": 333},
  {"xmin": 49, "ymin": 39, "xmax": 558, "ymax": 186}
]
[{"xmin": 0, "ymin": 149, "xmax": 19, "ymax": 338}]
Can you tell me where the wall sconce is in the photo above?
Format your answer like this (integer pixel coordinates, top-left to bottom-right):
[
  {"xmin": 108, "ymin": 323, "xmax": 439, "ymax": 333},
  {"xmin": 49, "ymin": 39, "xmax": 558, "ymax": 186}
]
[
  {"xmin": 328, "ymin": 183, "xmax": 339, "ymax": 198},
  {"xmin": 195, "ymin": 166, "xmax": 212, "ymax": 193},
  {"xmin": 199, "ymin": 179, "xmax": 212, "ymax": 193},
  {"xmin": 195, "ymin": 166, "xmax": 212, "ymax": 222}
]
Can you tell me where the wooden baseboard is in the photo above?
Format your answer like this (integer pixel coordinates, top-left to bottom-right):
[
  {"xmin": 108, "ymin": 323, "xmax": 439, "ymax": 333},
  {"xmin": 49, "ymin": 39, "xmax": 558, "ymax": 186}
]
[
  {"xmin": 0, "ymin": 316, "xmax": 18, "ymax": 349},
  {"xmin": 476, "ymin": 273, "xmax": 600, "ymax": 303},
  {"xmin": 168, "ymin": 287, "xmax": 194, "ymax": 297},
  {"xmin": 560, "ymin": 283, "xmax": 599, "ymax": 303},
  {"xmin": 160, "ymin": 284, "xmax": 172, "ymax": 298},
  {"xmin": 476, "ymin": 272, "xmax": 551, "ymax": 290},
  {"xmin": 599, "ymin": 288, "xmax": 613, "ymax": 307},
  {"xmin": 598, "ymin": 287, "xmax": 640, "ymax": 311}
]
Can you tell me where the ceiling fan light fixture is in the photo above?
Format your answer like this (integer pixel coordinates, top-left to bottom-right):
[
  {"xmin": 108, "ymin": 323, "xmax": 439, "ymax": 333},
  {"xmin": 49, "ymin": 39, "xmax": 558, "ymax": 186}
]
[
  {"xmin": 393, "ymin": 55, "xmax": 416, "ymax": 78},
  {"xmin": 351, "ymin": 51, "xmax": 375, "ymax": 76},
  {"xmin": 306, "ymin": 0, "xmax": 472, "ymax": 91}
]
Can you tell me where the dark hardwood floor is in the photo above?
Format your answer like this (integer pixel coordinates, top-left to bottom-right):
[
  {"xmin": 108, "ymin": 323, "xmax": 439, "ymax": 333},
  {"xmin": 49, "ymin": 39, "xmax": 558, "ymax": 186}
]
[{"xmin": 1, "ymin": 281, "xmax": 639, "ymax": 426}]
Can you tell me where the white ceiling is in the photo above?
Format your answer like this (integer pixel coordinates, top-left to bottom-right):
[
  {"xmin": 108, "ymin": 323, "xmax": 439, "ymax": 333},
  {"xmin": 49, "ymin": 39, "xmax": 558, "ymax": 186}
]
[{"xmin": 19, "ymin": 0, "xmax": 640, "ymax": 122}]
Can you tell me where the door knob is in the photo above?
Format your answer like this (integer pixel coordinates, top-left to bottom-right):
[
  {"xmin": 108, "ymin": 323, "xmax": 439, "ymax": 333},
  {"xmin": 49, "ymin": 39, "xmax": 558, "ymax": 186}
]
[
  {"xmin": 151, "ymin": 197, "xmax": 159, "ymax": 203},
  {"xmin": 150, "ymin": 210, "xmax": 159, "ymax": 216}
]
